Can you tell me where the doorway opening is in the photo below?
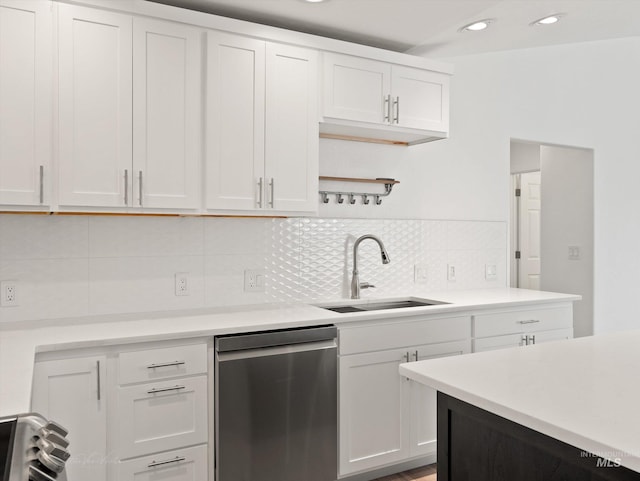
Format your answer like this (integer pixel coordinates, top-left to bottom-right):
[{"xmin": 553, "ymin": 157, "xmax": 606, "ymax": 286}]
[{"xmin": 510, "ymin": 140, "xmax": 594, "ymax": 337}]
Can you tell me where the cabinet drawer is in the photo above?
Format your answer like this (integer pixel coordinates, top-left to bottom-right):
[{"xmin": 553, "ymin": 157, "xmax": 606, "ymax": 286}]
[
  {"xmin": 117, "ymin": 444, "xmax": 207, "ymax": 481},
  {"xmin": 118, "ymin": 342, "xmax": 207, "ymax": 385},
  {"xmin": 473, "ymin": 327, "xmax": 573, "ymax": 352},
  {"xmin": 339, "ymin": 316, "xmax": 470, "ymax": 355},
  {"xmin": 473, "ymin": 305, "xmax": 572, "ymax": 339},
  {"xmin": 116, "ymin": 375, "xmax": 208, "ymax": 459}
]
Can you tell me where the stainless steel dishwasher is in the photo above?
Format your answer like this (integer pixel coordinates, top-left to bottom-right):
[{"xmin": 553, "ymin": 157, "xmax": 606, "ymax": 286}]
[{"xmin": 215, "ymin": 325, "xmax": 337, "ymax": 481}]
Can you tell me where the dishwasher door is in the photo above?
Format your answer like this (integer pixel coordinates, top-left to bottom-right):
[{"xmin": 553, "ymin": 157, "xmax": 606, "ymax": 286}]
[{"xmin": 215, "ymin": 326, "xmax": 337, "ymax": 481}]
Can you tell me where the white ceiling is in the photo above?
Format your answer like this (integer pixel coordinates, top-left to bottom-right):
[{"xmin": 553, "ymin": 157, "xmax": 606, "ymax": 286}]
[{"xmin": 149, "ymin": 0, "xmax": 640, "ymax": 57}]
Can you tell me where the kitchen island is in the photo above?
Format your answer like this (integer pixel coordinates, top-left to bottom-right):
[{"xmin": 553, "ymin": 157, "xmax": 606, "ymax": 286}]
[{"xmin": 399, "ymin": 330, "xmax": 640, "ymax": 480}]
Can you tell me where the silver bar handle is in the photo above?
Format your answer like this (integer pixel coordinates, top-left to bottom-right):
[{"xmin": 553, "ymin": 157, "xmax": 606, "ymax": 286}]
[
  {"xmin": 403, "ymin": 352, "xmax": 410, "ymax": 362},
  {"xmin": 413, "ymin": 350, "xmax": 419, "ymax": 362},
  {"xmin": 39, "ymin": 165, "xmax": 44, "ymax": 204},
  {"xmin": 268, "ymin": 178, "xmax": 274, "ymax": 208},
  {"xmin": 147, "ymin": 360, "xmax": 185, "ymax": 369},
  {"xmin": 521, "ymin": 335, "xmax": 529, "ymax": 346},
  {"xmin": 147, "ymin": 385, "xmax": 186, "ymax": 395},
  {"xmin": 138, "ymin": 171, "xmax": 143, "ymax": 206},
  {"xmin": 530, "ymin": 334, "xmax": 536, "ymax": 345},
  {"xmin": 124, "ymin": 169, "xmax": 129, "ymax": 205},
  {"xmin": 147, "ymin": 456, "xmax": 186, "ymax": 468},
  {"xmin": 518, "ymin": 319, "xmax": 540, "ymax": 324},
  {"xmin": 96, "ymin": 360, "xmax": 101, "ymax": 401},
  {"xmin": 393, "ymin": 97, "xmax": 399, "ymax": 124},
  {"xmin": 257, "ymin": 178, "xmax": 263, "ymax": 208},
  {"xmin": 384, "ymin": 94, "xmax": 391, "ymax": 122}
]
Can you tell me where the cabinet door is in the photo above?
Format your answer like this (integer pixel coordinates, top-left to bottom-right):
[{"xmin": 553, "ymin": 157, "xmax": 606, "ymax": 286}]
[
  {"xmin": 0, "ymin": 0, "xmax": 51, "ymax": 207},
  {"xmin": 133, "ymin": 18, "xmax": 201, "ymax": 210},
  {"xmin": 265, "ymin": 43, "xmax": 318, "ymax": 213},
  {"xmin": 339, "ymin": 348, "xmax": 410, "ymax": 475},
  {"xmin": 117, "ymin": 445, "xmax": 207, "ymax": 481},
  {"xmin": 473, "ymin": 333, "xmax": 527, "ymax": 352},
  {"xmin": 116, "ymin": 375, "xmax": 208, "ymax": 459},
  {"xmin": 31, "ymin": 356, "xmax": 107, "ymax": 481},
  {"xmin": 391, "ymin": 66, "xmax": 449, "ymax": 132},
  {"xmin": 323, "ymin": 53, "xmax": 390, "ymax": 124},
  {"xmin": 205, "ymin": 32, "xmax": 265, "ymax": 211},
  {"xmin": 410, "ymin": 340, "xmax": 470, "ymax": 458},
  {"xmin": 57, "ymin": 4, "xmax": 132, "ymax": 208}
]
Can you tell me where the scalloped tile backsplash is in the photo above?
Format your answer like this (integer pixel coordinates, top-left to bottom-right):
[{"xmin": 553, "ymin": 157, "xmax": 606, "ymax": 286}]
[{"xmin": 0, "ymin": 215, "xmax": 506, "ymax": 322}]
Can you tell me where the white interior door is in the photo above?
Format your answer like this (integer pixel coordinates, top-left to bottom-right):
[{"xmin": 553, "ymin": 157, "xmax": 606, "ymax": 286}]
[{"xmin": 519, "ymin": 171, "xmax": 541, "ymax": 289}]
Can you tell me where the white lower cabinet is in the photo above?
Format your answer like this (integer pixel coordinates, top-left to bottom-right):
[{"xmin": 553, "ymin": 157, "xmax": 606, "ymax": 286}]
[
  {"xmin": 472, "ymin": 304, "xmax": 574, "ymax": 352},
  {"xmin": 31, "ymin": 355, "xmax": 108, "ymax": 481},
  {"xmin": 116, "ymin": 375, "xmax": 208, "ymax": 459},
  {"xmin": 338, "ymin": 316, "xmax": 471, "ymax": 476},
  {"xmin": 30, "ymin": 339, "xmax": 210, "ymax": 481},
  {"xmin": 117, "ymin": 445, "xmax": 208, "ymax": 481}
]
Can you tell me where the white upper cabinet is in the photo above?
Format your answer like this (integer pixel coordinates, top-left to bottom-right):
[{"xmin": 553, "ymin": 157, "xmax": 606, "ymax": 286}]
[
  {"xmin": 264, "ymin": 43, "xmax": 319, "ymax": 213},
  {"xmin": 206, "ymin": 33, "xmax": 265, "ymax": 211},
  {"xmin": 322, "ymin": 52, "xmax": 450, "ymax": 145},
  {"xmin": 322, "ymin": 55, "xmax": 391, "ymax": 124},
  {"xmin": 0, "ymin": 0, "xmax": 52, "ymax": 207},
  {"xmin": 58, "ymin": 6, "xmax": 202, "ymax": 211},
  {"xmin": 57, "ymin": 4, "xmax": 133, "ymax": 208},
  {"xmin": 206, "ymin": 32, "xmax": 318, "ymax": 214},
  {"xmin": 391, "ymin": 65, "xmax": 450, "ymax": 132},
  {"xmin": 133, "ymin": 18, "xmax": 202, "ymax": 210}
]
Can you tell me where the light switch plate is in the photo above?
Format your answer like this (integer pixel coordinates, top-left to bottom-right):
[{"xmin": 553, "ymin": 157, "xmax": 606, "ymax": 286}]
[
  {"xmin": 485, "ymin": 264, "xmax": 497, "ymax": 280},
  {"xmin": 447, "ymin": 264, "xmax": 456, "ymax": 282}
]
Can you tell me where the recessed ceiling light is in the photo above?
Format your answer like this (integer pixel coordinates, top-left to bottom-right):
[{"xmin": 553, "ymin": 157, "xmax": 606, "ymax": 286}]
[
  {"xmin": 531, "ymin": 14, "xmax": 565, "ymax": 26},
  {"xmin": 459, "ymin": 19, "xmax": 494, "ymax": 32},
  {"xmin": 300, "ymin": 0, "xmax": 329, "ymax": 3}
]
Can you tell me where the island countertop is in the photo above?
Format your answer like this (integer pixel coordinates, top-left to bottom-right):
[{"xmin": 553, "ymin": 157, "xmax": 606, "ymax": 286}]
[{"xmin": 399, "ymin": 330, "xmax": 640, "ymax": 473}]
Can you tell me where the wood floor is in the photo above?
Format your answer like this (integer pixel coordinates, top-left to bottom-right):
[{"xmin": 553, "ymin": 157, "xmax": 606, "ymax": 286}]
[{"xmin": 371, "ymin": 464, "xmax": 437, "ymax": 481}]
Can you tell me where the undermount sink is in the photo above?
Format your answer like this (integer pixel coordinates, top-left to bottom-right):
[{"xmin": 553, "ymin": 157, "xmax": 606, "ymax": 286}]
[{"xmin": 319, "ymin": 297, "xmax": 449, "ymax": 314}]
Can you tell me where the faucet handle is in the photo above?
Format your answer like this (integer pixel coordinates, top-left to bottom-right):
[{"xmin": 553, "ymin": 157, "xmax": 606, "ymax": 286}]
[{"xmin": 360, "ymin": 282, "xmax": 376, "ymax": 290}]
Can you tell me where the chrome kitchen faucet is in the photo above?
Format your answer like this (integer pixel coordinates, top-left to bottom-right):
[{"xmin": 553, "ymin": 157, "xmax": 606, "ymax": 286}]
[{"xmin": 351, "ymin": 234, "xmax": 390, "ymax": 299}]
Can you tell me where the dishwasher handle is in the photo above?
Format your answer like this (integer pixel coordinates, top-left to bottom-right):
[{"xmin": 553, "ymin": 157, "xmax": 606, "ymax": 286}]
[
  {"xmin": 216, "ymin": 325, "xmax": 337, "ymax": 353},
  {"xmin": 217, "ymin": 339, "xmax": 336, "ymax": 362}
]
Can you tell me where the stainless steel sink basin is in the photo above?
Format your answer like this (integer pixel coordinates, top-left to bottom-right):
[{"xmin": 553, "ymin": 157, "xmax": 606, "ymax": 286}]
[{"xmin": 319, "ymin": 297, "xmax": 449, "ymax": 314}]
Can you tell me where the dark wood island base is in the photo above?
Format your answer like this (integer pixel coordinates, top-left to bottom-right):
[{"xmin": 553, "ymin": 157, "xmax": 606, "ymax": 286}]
[{"xmin": 437, "ymin": 393, "xmax": 640, "ymax": 481}]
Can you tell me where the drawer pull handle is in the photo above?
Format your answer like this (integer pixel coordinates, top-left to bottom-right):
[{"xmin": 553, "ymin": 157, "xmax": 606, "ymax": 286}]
[
  {"xmin": 518, "ymin": 319, "xmax": 540, "ymax": 324},
  {"xmin": 148, "ymin": 456, "xmax": 186, "ymax": 468},
  {"xmin": 147, "ymin": 385, "xmax": 186, "ymax": 395},
  {"xmin": 147, "ymin": 360, "xmax": 186, "ymax": 369}
]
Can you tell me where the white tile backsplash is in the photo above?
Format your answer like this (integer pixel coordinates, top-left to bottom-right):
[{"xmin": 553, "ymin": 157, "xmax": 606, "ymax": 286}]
[
  {"xmin": 0, "ymin": 215, "xmax": 89, "ymax": 260},
  {"xmin": 0, "ymin": 214, "xmax": 507, "ymax": 322}
]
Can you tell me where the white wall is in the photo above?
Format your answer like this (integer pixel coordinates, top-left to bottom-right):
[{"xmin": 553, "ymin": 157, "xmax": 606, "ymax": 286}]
[
  {"xmin": 429, "ymin": 37, "xmax": 640, "ymax": 334},
  {"xmin": 540, "ymin": 145, "xmax": 594, "ymax": 337},
  {"xmin": 510, "ymin": 141, "xmax": 540, "ymax": 173}
]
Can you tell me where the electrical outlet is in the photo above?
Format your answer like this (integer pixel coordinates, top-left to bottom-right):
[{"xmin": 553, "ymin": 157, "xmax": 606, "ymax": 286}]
[
  {"xmin": 244, "ymin": 269, "xmax": 266, "ymax": 292},
  {"xmin": 414, "ymin": 264, "xmax": 428, "ymax": 284},
  {"xmin": 1, "ymin": 281, "xmax": 18, "ymax": 307},
  {"xmin": 447, "ymin": 264, "xmax": 456, "ymax": 282},
  {"xmin": 174, "ymin": 273, "xmax": 189, "ymax": 296}
]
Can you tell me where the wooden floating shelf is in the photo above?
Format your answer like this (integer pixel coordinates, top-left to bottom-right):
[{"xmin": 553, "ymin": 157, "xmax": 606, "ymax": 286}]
[
  {"xmin": 318, "ymin": 177, "xmax": 399, "ymax": 206},
  {"xmin": 319, "ymin": 176, "xmax": 400, "ymax": 185}
]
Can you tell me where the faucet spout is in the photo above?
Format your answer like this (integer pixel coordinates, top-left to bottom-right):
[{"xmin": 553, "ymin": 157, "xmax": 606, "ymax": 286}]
[{"xmin": 351, "ymin": 234, "xmax": 391, "ymax": 299}]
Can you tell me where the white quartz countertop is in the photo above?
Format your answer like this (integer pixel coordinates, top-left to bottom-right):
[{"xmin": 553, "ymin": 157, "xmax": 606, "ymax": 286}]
[
  {"xmin": 0, "ymin": 287, "xmax": 579, "ymax": 417},
  {"xmin": 399, "ymin": 330, "xmax": 640, "ymax": 473}
]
